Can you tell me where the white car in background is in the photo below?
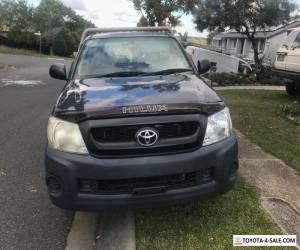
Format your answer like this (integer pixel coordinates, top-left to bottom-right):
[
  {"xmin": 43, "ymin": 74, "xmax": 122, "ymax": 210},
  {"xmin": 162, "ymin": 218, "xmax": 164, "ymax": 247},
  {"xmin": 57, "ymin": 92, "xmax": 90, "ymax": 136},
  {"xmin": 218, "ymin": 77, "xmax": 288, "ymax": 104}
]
[
  {"xmin": 273, "ymin": 28, "xmax": 300, "ymax": 96},
  {"xmin": 186, "ymin": 46, "xmax": 252, "ymax": 74}
]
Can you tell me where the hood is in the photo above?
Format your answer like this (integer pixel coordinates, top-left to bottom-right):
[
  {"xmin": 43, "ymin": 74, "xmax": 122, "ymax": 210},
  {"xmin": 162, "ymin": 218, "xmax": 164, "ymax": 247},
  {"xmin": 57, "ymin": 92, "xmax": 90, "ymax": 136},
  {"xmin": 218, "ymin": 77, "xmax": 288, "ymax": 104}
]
[{"xmin": 54, "ymin": 72, "xmax": 224, "ymax": 121}]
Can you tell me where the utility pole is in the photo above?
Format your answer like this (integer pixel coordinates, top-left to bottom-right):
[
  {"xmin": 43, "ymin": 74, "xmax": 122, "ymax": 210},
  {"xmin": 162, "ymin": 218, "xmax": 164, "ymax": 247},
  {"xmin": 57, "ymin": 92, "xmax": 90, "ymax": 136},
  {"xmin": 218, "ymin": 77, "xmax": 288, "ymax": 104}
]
[{"xmin": 34, "ymin": 31, "xmax": 42, "ymax": 54}]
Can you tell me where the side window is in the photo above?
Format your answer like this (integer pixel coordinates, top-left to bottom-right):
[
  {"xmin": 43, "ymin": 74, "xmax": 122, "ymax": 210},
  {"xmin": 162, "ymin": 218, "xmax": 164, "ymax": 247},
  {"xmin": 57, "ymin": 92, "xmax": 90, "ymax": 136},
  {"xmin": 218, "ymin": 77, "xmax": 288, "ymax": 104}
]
[{"xmin": 293, "ymin": 32, "xmax": 300, "ymax": 48}]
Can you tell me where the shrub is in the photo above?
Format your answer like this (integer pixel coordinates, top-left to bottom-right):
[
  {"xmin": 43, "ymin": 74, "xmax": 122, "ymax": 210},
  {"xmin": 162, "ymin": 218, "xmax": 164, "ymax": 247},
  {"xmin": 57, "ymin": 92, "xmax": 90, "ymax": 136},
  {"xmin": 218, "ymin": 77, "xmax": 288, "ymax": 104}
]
[
  {"xmin": 204, "ymin": 66, "xmax": 284, "ymax": 86},
  {"xmin": 52, "ymin": 31, "xmax": 68, "ymax": 57},
  {"xmin": 203, "ymin": 73, "xmax": 253, "ymax": 86},
  {"xmin": 52, "ymin": 30, "xmax": 80, "ymax": 57},
  {"xmin": 7, "ymin": 29, "xmax": 39, "ymax": 50},
  {"xmin": 67, "ymin": 31, "xmax": 80, "ymax": 52},
  {"xmin": 279, "ymin": 101, "xmax": 300, "ymax": 124},
  {"xmin": 256, "ymin": 66, "xmax": 282, "ymax": 85}
]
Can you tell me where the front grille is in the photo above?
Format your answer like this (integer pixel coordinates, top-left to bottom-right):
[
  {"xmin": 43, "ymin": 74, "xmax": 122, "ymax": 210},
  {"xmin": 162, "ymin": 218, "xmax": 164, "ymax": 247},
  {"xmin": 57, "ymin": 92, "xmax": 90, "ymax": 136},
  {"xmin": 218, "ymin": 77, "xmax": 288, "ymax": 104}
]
[
  {"xmin": 78, "ymin": 169, "xmax": 213, "ymax": 195},
  {"xmin": 91, "ymin": 122, "xmax": 198, "ymax": 143},
  {"xmin": 87, "ymin": 121, "xmax": 202, "ymax": 157}
]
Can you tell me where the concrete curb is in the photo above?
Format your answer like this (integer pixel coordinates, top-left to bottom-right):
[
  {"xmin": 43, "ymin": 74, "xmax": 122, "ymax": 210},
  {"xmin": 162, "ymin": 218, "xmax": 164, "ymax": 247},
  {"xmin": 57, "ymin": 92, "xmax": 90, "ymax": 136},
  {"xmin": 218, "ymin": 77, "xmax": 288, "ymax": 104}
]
[
  {"xmin": 65, "ymin": 212, "xmax": 99, "ymax": 250},
  {"xmin": 65, "ymin": 210, "xmax": 136, "ymax": 250},
  {"xmin": 96, "ymin": 210, "xmax": 136, "ymax": 250},
  {"xmin": 237, "ymin": 131, "xmax": 300, "ymax": 247},
  {"xmin": 214, "ymin": 85, "xmax": 285, "ymax": 91},
  {"xmin": 261, "ymin": 198, "xmax": 300, "ymax": 250}
]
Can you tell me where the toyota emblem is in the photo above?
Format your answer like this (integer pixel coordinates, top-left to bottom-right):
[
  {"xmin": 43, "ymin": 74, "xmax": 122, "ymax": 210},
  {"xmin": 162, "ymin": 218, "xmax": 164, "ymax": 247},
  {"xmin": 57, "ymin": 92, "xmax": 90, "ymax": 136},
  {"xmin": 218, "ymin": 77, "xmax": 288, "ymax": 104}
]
[{"xmin": 136, "ymin": 128, "xmax": 159, "ymax": 147}]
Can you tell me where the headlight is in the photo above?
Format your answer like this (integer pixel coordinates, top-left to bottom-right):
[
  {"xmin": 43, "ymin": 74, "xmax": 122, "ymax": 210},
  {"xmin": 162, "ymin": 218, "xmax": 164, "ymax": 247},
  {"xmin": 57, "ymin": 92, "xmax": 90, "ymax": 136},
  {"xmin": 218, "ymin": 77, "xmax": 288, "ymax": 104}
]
[
  {"xmin": 47, "ymin": 116, "xmax": 88, "ymax": 154},
  {"xmin": 203, "ymin": 107, "xmax": 232, "ymax": 146}
]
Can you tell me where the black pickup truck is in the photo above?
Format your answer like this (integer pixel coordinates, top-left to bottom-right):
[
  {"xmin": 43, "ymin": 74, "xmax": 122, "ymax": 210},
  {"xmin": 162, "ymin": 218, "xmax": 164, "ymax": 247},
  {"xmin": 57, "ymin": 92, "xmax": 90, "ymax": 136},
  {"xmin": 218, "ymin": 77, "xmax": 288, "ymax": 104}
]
[{"xmin": 45, "ymin": 27, "xmax": 238, "ymax": 211}]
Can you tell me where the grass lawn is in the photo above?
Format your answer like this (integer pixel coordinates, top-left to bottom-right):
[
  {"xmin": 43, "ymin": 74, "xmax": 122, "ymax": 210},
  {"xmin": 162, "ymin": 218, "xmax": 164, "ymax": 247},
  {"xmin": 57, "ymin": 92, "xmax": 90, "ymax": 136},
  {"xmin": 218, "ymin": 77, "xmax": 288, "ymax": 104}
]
[
  {"xmin": 0, "ymin": 45, "xmax": 45, "ymax": 57},
  {"xmin": 136, "ymin": 90, "xmax": 299, "ymax": 249},
  {"xmin": 0, "ymin": 45, "xmax": 68, "ymax": 59},
  {"xmin": 218, "ymin": 90, "xmax": 300, "ymax": 172},
  {"xmin": 136, "ymin": 177, "xmax": 287, "ymax": 250}
]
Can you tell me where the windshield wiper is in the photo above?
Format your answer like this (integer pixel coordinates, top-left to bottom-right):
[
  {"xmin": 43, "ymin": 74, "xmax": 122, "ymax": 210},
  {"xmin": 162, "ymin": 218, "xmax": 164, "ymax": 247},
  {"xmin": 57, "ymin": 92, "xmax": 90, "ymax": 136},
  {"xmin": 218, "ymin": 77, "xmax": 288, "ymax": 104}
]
[
  {"xmin": 91, "ymin": 71, "xmax": 146, "ymax": 78},
  {"xmin": 143, "ymin": 68, "xmax": 192, "ymax": 76},
  {"xmin": 84, "ymin": 68, "xmax": 192, "ymax": 78}
]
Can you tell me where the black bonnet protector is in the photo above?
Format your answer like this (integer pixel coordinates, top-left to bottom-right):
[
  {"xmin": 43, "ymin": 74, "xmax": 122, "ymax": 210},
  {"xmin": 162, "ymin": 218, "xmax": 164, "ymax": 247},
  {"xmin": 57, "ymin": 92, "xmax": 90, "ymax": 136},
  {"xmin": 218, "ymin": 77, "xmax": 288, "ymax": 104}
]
[{"xmin": 53, "ymin": 73, "xmax": 225, "ymax": 122}]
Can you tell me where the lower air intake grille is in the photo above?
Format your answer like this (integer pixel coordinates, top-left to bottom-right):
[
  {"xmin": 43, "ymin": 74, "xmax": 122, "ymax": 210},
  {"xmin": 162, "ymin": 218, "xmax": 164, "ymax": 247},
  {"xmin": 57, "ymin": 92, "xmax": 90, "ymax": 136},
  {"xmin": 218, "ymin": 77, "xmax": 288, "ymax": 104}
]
[{"xmin": 78, "ymin": 169, "xmax": 213, "ymax": 195}]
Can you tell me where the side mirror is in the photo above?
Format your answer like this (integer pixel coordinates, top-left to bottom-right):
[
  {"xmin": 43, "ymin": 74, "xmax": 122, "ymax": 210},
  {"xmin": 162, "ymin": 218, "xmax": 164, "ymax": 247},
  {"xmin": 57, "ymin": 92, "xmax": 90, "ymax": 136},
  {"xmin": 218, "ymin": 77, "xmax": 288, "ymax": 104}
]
[
  {"xmin": 49, "ymin": 64, "xmax": 67, "ymax": 80},
  {"xmin": 197, "ymin": 60, "xmax": 211, "ymax": 74}
]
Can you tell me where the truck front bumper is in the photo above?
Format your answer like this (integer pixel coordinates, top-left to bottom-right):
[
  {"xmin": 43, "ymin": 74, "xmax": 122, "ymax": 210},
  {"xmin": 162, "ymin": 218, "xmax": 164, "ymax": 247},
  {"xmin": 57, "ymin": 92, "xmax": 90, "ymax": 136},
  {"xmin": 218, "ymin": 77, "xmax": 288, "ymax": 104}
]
[
  {"xmin": 45, "ymin": 133, "xmax": 238, "ymax": 211},
  {"xmin": 272, "ymin": 68, "xmax": 300, "ymax": 81}
]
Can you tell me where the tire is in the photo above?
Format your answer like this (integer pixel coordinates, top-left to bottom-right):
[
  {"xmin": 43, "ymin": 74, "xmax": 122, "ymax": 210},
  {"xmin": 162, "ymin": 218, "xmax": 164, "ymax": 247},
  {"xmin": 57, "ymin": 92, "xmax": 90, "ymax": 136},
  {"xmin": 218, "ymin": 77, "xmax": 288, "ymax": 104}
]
[{"xmin": 286, "ymin": 82, "xmax": 299, "ymax": 96}]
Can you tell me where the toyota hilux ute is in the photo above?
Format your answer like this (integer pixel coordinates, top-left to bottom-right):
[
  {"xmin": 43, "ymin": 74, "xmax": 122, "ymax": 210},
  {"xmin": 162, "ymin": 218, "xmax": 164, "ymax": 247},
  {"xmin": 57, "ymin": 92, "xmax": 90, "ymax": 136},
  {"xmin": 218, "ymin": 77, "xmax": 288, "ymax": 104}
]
[
  {"xmin": 273, "ymin": 27, "xmax": 300, "ymax": 96},
  {"xmin": 45, "ymin": 27, "xmax": 238, "ymax": 211}
]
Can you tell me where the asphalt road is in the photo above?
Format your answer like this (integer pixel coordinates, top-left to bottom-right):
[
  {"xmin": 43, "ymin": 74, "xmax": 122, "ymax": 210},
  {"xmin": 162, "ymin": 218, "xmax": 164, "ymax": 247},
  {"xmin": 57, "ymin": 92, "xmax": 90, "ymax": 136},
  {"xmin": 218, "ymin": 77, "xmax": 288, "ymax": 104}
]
[{"xmin": 0, "ymin": 53, "xmax": 73, "ymax": 250}]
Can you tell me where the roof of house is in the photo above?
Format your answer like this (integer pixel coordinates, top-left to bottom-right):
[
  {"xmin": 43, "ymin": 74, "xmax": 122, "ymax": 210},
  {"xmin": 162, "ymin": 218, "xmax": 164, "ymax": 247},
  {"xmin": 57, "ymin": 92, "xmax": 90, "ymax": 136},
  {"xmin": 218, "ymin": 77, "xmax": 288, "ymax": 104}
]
[{"xmin": 213, "ymin": 19, "xmax": 300, "ymax": 40}]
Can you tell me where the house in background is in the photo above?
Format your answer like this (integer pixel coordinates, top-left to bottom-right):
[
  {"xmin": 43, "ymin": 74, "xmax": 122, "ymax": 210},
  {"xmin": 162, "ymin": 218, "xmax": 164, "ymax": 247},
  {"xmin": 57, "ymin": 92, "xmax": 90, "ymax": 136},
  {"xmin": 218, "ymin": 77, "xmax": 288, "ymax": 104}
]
[{"xmin": 212, "ymin": 19, "xmax": 300, "ymax": 65}]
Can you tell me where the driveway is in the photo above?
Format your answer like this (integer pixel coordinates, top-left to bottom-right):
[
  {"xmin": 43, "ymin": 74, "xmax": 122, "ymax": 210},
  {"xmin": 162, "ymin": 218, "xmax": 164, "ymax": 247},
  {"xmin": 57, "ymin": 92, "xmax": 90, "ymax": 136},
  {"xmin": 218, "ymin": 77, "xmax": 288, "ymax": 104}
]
[{"xmin": 0, "ymin": 53, "xmax": 72, "ymax": 249}]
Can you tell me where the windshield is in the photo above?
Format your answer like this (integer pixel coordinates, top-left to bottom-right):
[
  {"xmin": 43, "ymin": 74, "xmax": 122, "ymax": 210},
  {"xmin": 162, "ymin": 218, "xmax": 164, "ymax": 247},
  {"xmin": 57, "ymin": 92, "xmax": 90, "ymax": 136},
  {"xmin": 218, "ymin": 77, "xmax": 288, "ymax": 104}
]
[{"xmin": 76, "ymin": 36, "xmax": 192, "ymax": 77}]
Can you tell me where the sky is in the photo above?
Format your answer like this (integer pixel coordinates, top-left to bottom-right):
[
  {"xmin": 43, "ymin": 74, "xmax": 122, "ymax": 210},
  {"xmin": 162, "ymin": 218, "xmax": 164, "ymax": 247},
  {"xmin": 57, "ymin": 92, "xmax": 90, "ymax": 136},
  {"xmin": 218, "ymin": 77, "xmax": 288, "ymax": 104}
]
[
  {"xmin": 28, "ymin": 0, "xmax": 208, "ymax": 37},
  {"xmin": 28, "ymin": 0, "xmax": 300, "ymax": 38}
]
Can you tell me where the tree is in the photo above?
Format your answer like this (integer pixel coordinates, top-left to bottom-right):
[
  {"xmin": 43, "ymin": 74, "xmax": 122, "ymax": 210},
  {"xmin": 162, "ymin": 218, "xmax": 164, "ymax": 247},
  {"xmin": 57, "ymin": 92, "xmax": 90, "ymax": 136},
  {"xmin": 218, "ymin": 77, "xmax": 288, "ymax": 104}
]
[
  {"xmin": 193, "ymin": 0, "xmax": 296, "ymax": 67},
  {"xmin": 52, "ymin": 29, "xmax": 82, "ymax": 57},
  {"xmin": 0, "ymin": 0, "xmax": 34, "ymax": 32},
  {"xmin": 132, "ymin": 0, "xmax": 198, "ymax": 27},
  {"xmin": 0, "ymin": 0, "xmax": 94, "ymax": 54},
  {"xmin": 33, "ymin": 0, "xmax": 94, "ymax": 53},
  {"xmin": 0, "ymin": 0, "xmax": 36, "ymax": 49},
  {"xmin": 207, "ymin": 30, "xmax": 219, "ymax": 45},
  {"xmin": 178, "ymin": 32, "xmax": 188, "ymax": 42},
  {"xmin": 52, "ymin": 30, "xmax": 68, "ymax": 56},
  {"xmin": 65, "ymin": 31, "xmax": 80, "ymax": 54},
  {"xmin": 33, "ymin": 0, "xmax": 94, "ymax": 33},
  {"xmin": 137, "ymin": 16, "xmax": 149, "ymax": 27}
]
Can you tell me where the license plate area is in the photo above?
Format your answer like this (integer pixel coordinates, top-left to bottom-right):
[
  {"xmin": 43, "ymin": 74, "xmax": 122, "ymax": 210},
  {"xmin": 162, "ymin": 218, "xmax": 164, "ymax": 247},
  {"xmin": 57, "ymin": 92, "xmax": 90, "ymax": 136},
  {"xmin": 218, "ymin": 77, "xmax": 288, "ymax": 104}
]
[{"xmin": 133, "ymin": 186, "xmax": 166, "ymax": 195}]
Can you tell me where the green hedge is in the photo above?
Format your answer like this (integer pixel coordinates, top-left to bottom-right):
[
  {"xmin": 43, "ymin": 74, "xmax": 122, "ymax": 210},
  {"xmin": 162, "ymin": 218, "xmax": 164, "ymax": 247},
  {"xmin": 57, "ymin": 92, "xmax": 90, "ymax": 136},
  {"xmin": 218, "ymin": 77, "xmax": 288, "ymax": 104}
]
[
  {"xmin": 204, "ymin": 73, "xmax": 253, "ymax": 86},
  {"xmin": 52, "ymin": 30, "xmax": 80, "ymax": 57},
  {"xmin": 204, "ymin": 68, "xmax": 283, "ymax": 86}
]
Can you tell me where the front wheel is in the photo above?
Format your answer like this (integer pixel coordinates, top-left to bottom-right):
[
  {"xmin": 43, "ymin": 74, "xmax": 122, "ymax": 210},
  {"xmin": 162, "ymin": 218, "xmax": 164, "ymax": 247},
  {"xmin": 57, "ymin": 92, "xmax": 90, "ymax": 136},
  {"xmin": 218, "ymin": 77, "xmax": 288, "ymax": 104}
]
[{"xmin": 286, "ymin": 81, "xmax": 300, "ymax": 96}]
